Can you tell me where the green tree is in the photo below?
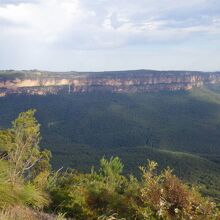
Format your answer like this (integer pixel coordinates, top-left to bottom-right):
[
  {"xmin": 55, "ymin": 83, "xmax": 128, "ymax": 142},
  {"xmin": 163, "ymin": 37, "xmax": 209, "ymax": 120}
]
[
  {"xmin": 0, "ymin": 110, "xmax": 50, "ymax": 210},
  {"xmin": 0, "ymin": 109, "xmax": 50, "ymax": 184}
]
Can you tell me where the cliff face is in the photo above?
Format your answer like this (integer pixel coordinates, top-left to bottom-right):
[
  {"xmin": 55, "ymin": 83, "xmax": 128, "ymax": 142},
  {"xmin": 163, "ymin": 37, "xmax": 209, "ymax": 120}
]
[{"xmin": 0, "ymin": 70, "xmax": 220, "ymax": 96}]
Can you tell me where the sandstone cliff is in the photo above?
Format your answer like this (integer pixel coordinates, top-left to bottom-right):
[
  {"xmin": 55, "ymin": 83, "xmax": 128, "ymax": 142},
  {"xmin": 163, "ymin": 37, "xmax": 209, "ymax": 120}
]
[{"xmin": 0, "ymin": 70, "xmax": 220, "ymax": 96}]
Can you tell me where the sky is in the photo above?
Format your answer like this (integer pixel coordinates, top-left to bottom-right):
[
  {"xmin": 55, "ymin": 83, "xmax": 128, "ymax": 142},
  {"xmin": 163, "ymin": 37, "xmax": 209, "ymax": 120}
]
[{"xmin": 0, "ymin": 0, "xmax": 220, "ymax": 71}]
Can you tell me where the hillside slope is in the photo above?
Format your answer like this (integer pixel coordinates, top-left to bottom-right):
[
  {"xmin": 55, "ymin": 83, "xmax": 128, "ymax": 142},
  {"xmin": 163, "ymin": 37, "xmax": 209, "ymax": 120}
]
[
  {"xmin": 1, "ymin": 84, "xmax": 220, "ymax": 154},
  {"xmin": 0, "ymin": 82, "xmax": 220, "ymax": 200}
]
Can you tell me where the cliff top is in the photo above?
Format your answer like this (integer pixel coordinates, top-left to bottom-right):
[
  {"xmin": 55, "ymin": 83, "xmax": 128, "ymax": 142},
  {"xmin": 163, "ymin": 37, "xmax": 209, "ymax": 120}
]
[{"xmin": 0, "ymin": 69, "xmax": 219, "ymax": 81}]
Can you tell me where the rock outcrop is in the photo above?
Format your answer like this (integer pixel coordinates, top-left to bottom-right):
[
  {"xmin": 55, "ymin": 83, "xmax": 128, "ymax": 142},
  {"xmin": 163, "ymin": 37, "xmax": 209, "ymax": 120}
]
[{"xmin": 0, "ymin": 70, "xmax": 220, "ymax": 96}]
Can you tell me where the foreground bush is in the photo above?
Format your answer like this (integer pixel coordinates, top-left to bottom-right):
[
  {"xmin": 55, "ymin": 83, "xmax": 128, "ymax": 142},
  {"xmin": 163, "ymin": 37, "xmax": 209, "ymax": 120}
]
[
  {"xmin": 140, "ymin": 161, "xmax": 220, "ymax": 219},
  {"xmin": 50, "ymin": 158, "xmax": 220, "ymax": 219}
]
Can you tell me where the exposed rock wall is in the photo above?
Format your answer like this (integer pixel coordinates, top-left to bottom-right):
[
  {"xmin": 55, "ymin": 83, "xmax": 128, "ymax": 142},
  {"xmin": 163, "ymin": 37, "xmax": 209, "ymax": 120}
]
[{"xmin": 0, "ymin": 70, "xmax": 220, "ymax": 96}]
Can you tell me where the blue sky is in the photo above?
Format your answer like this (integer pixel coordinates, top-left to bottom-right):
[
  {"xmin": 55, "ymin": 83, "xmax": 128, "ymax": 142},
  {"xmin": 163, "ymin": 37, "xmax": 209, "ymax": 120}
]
[{"xmin": 0, "ymin": 0, "xmax": 220, "ymax": 71}]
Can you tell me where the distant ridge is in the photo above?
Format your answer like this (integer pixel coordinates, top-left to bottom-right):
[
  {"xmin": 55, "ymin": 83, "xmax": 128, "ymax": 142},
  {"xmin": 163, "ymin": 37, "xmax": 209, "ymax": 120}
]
[{"xmin": 0, "ymin": 69, "xmax": 220, "ymax": 96}]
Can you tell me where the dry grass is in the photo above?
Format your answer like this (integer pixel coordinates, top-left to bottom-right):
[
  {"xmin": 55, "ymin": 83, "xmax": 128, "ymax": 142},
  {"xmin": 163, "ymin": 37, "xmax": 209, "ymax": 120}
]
[{"xmin": 0, "ymin": 206, "xmax": 60, "ymax": 220}]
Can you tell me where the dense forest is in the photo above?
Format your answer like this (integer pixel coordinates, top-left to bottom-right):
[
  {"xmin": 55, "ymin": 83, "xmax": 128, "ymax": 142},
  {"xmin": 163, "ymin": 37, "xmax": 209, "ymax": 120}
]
[
  {"xmin": 0, "ymin": 110, "xmax": 219, "ymax": 219},
  {"xmin": 1, "ymin": 84, "xmax": 220, "ymax": 203}
]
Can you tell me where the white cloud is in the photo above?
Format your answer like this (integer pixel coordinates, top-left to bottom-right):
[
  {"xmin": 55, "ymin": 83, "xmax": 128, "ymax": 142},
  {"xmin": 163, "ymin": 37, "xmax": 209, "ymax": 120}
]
[
  {"xmin": 0, "ymin": 1, "xmax": 82, "ymax": 43},
  {"xmin": 0, "ymin": 0, "xmax": 220, "ymax": 70}
]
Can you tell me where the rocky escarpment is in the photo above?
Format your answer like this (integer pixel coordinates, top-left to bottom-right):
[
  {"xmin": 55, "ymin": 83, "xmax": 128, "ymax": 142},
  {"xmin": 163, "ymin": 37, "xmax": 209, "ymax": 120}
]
[{"xmin": 0, "ymin": 70, "xmax": 220, "ymax": 96}]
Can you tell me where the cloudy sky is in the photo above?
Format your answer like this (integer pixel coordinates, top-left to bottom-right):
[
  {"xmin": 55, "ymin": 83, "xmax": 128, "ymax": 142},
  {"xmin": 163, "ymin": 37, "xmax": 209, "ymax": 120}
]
[{"xmin": 0, "ymin": 0, "xmax": 220, "ymax": 71}]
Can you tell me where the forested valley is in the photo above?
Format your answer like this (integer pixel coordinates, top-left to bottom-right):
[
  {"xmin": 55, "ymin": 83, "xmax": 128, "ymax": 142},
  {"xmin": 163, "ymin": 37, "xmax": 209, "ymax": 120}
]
[{"xmin": 0, "ymin": 109, "xmax": 219, "ymax": 219}]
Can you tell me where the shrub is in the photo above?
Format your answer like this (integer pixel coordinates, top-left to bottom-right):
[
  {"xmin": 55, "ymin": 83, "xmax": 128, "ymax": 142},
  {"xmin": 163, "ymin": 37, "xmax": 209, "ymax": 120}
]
[{"xmin": 140, "ymin": 160, "xmax": 220, "ymax": 220}]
